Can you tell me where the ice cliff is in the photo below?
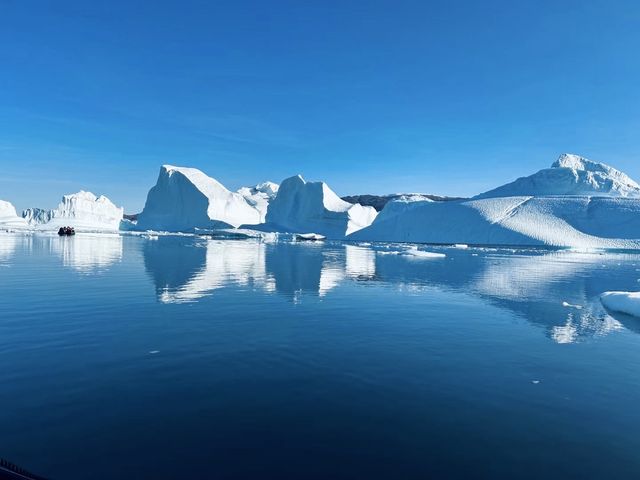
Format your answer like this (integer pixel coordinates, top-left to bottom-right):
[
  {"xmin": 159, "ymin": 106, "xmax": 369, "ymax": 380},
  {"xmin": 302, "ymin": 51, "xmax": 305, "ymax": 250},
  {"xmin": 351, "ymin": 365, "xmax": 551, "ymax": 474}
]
[
  {"xmin": 136, "ymin": 165, "xmax": 262, "ymax": 231},
  {"xmin": 0, "ymin": 200, "xmax": 28, "ymax": 229},
  {"xmin": 251, "ymin": 174, "xmax": 378, "ymax": 238}
]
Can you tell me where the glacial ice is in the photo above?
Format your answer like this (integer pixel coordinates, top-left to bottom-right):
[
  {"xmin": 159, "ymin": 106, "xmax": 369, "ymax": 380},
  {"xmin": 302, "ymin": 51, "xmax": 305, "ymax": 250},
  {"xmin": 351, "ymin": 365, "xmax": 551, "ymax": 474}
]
[
  {"xmin": 351, "ymin": 154, "xmax": 640, "ymax": 249},
  {"xmin": 251, "ymin": 174, "xmax": 378, "ymax": 238},
  {"xmin": 601, "ymin": 291, "xmax": 640, "ymax": 318},
  {"xmin": 136, "ymin": 165, "xmax": 262, "ymax": 231},
  {"xmin": 0, "ymin": 200, "xmax": 28, "ymax": 229},
  {"xmin": 26, "ymin": 191, "xmax": 124, "ymax": 232}
]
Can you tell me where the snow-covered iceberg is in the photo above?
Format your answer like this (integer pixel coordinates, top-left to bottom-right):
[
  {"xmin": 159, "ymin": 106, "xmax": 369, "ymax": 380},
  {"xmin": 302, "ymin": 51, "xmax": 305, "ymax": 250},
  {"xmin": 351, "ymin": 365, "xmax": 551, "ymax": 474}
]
[
  {"xmin": 136, "ymin": 165, "xmax": 262, "ymax": 231},
  {"xmin": 250, "ymin": 175, "xmax": 377, "ymax": 238},
  {"xmin": 0, "ymin": 200, "xmax": 28, "ymax": 229},
  {"xmin": 351, "ymin": 155, "xmax": 640, "ymax": 249},
  {"xmin": 601, "ymin": 291, "xmax": 640, "ymax": 318},
  {"xmin": 26, "ymin": 191, "xmax": 124, "ymax": 232},
  {"xmin": 237, "ymin": 181, "xmax": 279, "ymax": 222},
  {"xmin": 476, "ymin": 153, "xmax": 640, "ymax": 199}
]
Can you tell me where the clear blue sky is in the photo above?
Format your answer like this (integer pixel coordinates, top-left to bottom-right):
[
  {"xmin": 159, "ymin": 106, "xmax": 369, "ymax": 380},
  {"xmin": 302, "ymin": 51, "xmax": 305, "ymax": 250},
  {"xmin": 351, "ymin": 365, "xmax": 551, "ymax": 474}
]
[{"xmin": 1, "ymin": 0, "xmax": 639, "ymax": 213}]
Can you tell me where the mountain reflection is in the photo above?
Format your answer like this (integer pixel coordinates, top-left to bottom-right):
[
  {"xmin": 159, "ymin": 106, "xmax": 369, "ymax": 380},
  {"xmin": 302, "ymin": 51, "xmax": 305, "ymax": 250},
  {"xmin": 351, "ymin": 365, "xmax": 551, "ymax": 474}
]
[{"xmin": 140, "ymin": 237, "xmax": 640, "ymax": 343}]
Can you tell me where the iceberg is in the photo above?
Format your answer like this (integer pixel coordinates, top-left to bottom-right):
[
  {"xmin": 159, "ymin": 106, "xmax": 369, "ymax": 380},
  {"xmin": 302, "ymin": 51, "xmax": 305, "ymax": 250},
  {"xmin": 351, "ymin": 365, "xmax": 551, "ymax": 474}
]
[
  {"xmin": 22, "ymin": 207, "xmax": 53, "ymax": 226},
  {"xmin": 136, "ymin": 165, "xmax": 262, "ymax": 231},
  {"xmin": 27, "ymin": 191, "xmax": 123, "ymax": 232},
  {"xmin": 0, "ymin": 200, "xmax": 28, "ymax": 229},
  {"xmin": 476, "ymin": 153, "xmax": 640, "ymax": 199},
  {"xmin": 601, "ymin": 291, "xmax": 640, "ymax": 318},
  {"xmin": 351, "ymin": 154, "xmax": 640, "ymax": 249},
  {"xmin": 251, "ymin": 174, "xmax": 377, "ymax": 238},
  {"xmin": 237, "ymin": 181, "xmax": 279, "ymax": 222}
]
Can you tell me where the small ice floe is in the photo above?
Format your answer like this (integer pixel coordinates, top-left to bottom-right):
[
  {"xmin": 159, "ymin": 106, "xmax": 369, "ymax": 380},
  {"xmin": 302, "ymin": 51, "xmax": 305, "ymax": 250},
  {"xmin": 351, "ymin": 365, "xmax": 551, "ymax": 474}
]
[
  {"xmin": 454, "ymin": 244, "xmax": 469, "ymax": 249},
  {"xmin": 531, "ymin": 380, "xmax": 540, "ymax": 385},
  {"xmin": 148, "ymin": 350, "xmax": 160, "ymax": 354},
  {"xmin": 562, "ymin": 301, "xmax": 583, "ymax": 310},
  {"xmin": 295, "ymin": 233, "xmax": 325, "ymax": 242},
  {"xmin": 142, "ymin": 234, "xmax": 159, "ymax": 240},
  {"xmin": 401, "ymin": 246, "xmax": 446, "ymax": 260},
  {"xmin": 600, "ymin": 291, "xmax": 640, "ymax": 318}
]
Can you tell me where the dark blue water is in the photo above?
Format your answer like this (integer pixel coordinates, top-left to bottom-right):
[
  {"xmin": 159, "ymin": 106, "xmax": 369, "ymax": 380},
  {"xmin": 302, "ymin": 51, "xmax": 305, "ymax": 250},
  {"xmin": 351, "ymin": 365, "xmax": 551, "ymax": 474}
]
[{"xmin": 2, "ymin": 233, "xmax": 640, "ymax": 479}]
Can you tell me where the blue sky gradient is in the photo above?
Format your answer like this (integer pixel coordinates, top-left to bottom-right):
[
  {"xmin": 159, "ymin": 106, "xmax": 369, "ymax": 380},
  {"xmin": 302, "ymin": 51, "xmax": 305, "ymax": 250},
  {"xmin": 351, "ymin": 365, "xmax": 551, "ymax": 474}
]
[{"xmin": 1, "ymin": 0, "xmax": 639, "ymax": 212}]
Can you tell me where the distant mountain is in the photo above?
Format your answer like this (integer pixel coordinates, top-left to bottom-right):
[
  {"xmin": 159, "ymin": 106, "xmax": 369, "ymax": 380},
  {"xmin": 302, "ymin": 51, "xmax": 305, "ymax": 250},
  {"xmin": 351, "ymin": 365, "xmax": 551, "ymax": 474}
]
[{"xmin": 341, "ymin": 193, "xmax": 466, "ymax": 211}]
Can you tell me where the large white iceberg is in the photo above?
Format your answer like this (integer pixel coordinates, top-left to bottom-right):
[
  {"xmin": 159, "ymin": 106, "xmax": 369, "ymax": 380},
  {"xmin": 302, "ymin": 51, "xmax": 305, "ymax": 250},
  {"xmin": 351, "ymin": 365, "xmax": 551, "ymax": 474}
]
[
  {"xmin": 601, "ymin": 291, "xmax": 640, "ymax": 318},
  {"xmin": 136, "ymin": 165, "xmax": 262, "ymax": 231},
  {"xmin": 477, "ymin": 153, "xmax": 640, "ymax": 199},
  {"xmin": 237, "ymin": 181, "xmax": 279, "ymax": 222},
  {"xmin": 351, "ymin": 154, "xmax": 640, "ymax": 249},
  {"xmin": 252, "ymin": 174, "xmax": 378, "ymax": 238},
  {"xmin": 0, "ymin": 200, "xmax": 28, "ymax": 229},
  {"xmin": 26, "ymin": 191, "xmax": 124, "ymax": 232}
]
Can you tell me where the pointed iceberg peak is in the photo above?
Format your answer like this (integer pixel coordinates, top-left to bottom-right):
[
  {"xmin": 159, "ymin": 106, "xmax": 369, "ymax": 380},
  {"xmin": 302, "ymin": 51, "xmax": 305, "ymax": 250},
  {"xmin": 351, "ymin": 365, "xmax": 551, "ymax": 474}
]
[
  {"xmin": 476, "ymin": 153, "xmax": 640, "ymax": 199},
  {"xmin": 552, "ymin": 153, "xmax": 594, "ymax": 170},
  {"xmin": 259, "ymin": 174, "xmax": 377, "ymax": 238},
  {"xmin": 137, "ymin": 164, "xmax": 262, "ymax": 231}
]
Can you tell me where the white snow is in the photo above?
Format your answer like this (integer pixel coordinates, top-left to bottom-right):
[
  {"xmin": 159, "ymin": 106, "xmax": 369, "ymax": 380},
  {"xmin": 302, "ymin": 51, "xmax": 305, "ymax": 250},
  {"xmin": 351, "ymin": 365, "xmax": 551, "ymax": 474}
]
[
  {"xmin": 601, "ymin": 291, "xmax": 640, "ymax": 318},
  {"xmin": 351, "ymin": 154, "xmax": 640, "ymax": 249},
  {"xmin": 0, "ymin": 200, "xmax": 28, "ymax": 229},
  {"xmin": 476, "ymin": 153, "xmax": 640, "ymax": 199},
  {"xmin": 254, "ymin": 174, "xmax": 377, "ymax": 238},
  {"xmin": 237, "ymin": 181, "xmax": 279, "ymax": 222},
  {"xmin": 28, "ymin": 191, "xmax": 123, "ymax": 232},
  {"xmin": 136, "ymin": 165, "xmax": 262, "ymax": 231}
]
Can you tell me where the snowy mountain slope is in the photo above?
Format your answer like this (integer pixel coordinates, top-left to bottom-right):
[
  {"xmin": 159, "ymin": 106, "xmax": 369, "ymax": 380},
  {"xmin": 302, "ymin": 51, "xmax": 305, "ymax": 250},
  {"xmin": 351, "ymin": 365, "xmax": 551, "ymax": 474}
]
[
  {"xmin": 249, "ymin": 175, "xmax": 378, "ymax": 238},
  {"xmin": 477, "ymin": 153, "xmax": 640, "ymax": 199},
  {"xmin": 237, "ymin": 181, "xmax": 279, "ymax": 222},
  {"xmin": 27, "ymin": 191, "xmax": 124, "ymax": 232},
  {"xmin": 0, "ymin": 200, "xmax": 28, "ymax": 229},
  {"xmin": 351, "ymin": 154, "xmax": 640, "ymax": 248},
  {"xmin": 136, "ymin": 165, "xmax": 262, "ymax": 231},
  {"xmin": 349, "ymin": 195, "xmax": 640, "ymax": 249}
]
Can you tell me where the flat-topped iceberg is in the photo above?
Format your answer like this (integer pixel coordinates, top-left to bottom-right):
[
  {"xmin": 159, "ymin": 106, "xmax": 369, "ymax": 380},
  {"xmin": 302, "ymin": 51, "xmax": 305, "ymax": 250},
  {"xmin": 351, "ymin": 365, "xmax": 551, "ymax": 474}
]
[
  {"xmin": 249, "ymin": 174, "xmax": 378, "ymax": 238},
  {"xmin": 136, "ymin": 165, "xmax": 262, "ymax": 231},
  {"xmin": 0, "ymin": 200, "xmax": 28, "ymax": 229},
  {"xmin": 476, "ymin": 153, "xmax": 640, "ymax": 199}
]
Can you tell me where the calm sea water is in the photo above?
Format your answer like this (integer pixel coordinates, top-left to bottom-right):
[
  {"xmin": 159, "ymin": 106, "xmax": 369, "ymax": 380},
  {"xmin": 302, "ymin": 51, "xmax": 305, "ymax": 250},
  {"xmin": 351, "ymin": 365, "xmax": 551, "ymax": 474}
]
[{"xmin": 2, "ymin": 233, "xmax": 640, "ymax": 479}]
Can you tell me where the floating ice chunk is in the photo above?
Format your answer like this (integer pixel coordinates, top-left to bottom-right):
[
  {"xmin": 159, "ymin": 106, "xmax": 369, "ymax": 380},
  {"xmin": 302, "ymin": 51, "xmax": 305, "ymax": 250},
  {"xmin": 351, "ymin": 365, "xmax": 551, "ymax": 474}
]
[
  {"xmin": 600, "ymin": 291, "xmax": 640, "ymax": 318},
  {"xmin": 562, "ymin": 301, "xmax": 583, "ymax": 309}
]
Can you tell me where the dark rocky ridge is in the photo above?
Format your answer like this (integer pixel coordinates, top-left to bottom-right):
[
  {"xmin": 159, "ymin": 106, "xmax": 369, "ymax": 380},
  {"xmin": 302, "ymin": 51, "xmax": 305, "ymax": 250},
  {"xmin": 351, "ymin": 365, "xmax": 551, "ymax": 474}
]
[{"xmin": 341, "ymin": 194, "xmax": 466, "ymax": 212}]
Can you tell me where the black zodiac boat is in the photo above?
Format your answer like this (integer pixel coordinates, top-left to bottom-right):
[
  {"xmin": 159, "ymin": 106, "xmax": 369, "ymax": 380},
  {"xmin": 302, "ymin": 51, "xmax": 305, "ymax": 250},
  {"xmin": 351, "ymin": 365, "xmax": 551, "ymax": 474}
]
[{"xmin": 57, "ymin": 226, "xmax": 76, "ymax": 236}]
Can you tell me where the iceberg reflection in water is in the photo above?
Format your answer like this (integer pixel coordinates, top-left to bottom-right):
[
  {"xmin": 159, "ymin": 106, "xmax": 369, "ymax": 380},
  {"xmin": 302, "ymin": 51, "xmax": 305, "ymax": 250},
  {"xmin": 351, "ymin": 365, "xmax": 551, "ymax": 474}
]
[
  {"xmin": 138, "ymin": 236, "xmax": 640, "ymax": 343},
  {"xmin": 4, "ymin": 233, "xmax": 640, "ymax": 479}
]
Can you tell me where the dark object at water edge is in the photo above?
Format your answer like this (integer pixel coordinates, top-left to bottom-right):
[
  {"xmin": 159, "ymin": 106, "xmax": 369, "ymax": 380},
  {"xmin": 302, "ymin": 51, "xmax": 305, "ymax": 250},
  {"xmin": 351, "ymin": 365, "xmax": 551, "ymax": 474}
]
[
  {"xmin": 58, "ymin": 226, "xmax": 75, "ymax": 236},
  {"xmin": 0, "ymin": 458, "xmax": 48, "ymax": 480}
]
